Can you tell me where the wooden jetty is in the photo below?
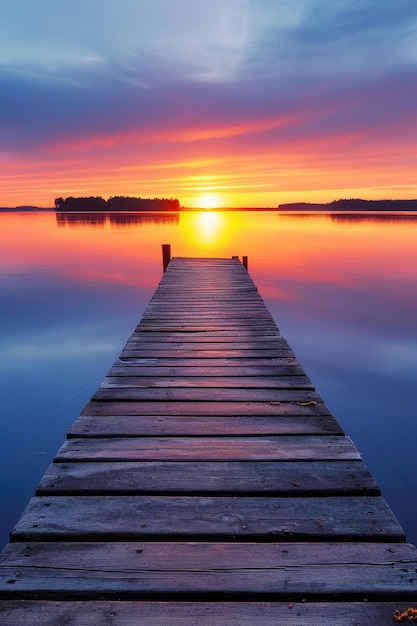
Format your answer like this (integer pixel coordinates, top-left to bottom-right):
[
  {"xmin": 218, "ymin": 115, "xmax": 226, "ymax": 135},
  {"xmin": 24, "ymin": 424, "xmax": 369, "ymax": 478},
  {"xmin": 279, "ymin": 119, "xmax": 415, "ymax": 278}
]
[{"xmin": 1, "ymin": 254, "xmax": 417, "ymax": 624}]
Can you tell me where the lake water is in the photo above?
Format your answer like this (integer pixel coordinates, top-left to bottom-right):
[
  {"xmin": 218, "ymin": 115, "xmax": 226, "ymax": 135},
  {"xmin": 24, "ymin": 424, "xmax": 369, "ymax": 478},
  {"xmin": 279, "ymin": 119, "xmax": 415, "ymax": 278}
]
[{"xmin": 1, "ymin": 209, "xmax": 417, "ymax": 549}]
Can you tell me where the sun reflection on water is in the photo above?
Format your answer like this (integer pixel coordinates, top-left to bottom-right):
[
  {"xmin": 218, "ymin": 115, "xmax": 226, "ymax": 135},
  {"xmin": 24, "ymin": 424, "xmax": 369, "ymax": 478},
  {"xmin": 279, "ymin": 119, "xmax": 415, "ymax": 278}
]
[{"xmin": 195, "ymin": 210, "xmax": 222, "ymax": 243}]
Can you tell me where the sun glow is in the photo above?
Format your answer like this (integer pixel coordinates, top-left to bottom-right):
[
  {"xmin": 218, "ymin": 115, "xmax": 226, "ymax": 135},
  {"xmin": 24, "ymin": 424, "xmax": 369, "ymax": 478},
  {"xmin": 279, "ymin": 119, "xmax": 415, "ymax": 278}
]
[
  {"xmin": 195, "ymin": 211, "xmax": 222, "ymax": 243},
  {"xmin": 195, "ymin": 193, "xmax": 222, "ymax": 209}
]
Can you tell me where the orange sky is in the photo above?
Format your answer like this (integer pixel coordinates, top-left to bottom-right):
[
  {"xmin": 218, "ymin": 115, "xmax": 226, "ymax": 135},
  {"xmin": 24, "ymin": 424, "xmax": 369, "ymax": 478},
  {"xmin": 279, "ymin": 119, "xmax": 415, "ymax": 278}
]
[{"xmin": 1, "ymin": 1, "xmax": 417, "ymax": 208}]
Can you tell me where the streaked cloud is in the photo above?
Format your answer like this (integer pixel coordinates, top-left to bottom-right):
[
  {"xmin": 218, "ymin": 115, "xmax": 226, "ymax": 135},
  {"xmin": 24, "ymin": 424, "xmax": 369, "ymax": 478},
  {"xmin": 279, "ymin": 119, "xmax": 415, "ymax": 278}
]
[{"xmin": 1, "ymin": 0, "xmax": 417, "ymax": 206}]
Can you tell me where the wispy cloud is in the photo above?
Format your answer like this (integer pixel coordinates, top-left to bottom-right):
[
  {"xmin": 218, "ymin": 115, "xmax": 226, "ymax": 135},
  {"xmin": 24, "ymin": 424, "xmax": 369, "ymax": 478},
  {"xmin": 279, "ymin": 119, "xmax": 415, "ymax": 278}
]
[{"xmin": 1, "ymin": 0, "xmax": 417, "ymax": 206}]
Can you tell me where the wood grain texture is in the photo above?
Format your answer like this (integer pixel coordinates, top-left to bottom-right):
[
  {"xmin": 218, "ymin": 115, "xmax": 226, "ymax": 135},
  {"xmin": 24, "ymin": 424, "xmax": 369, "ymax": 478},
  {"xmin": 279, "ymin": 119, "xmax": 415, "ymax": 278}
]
[
  {"xmin": 108, "ymin": 361, "xmax": 305, "ymax": 376},
  {"xmin": 67, "ymin": 413, "xmax": 343, "ymax": 436},
  {"xmin": 99, "ymin": 375, "xmax": 314, "ymax": 389},
  {"xmin": 1, "ymin": 542, "xmax": 416, "ymax": 598},
  {"xmin": 55, "ymin": 435, "xmax": 360, "ymax": 462},
  {"xmin": 91, "ymin": 388, "xmax": 322, "ymax": 402},
  {"xmin": 0, "ymin": 601, "xmax": 413, "ymax": 626},
  {"xmin": 81, "ymin": 400, "xmax": 332, "ymax": 416},
  {"xmin": 37, "ymin": 460, "xmax": 379, "ymax": 495},
  {"xmin": 11, "ymin": 495, "xmax": 402, "ymax": 541}
]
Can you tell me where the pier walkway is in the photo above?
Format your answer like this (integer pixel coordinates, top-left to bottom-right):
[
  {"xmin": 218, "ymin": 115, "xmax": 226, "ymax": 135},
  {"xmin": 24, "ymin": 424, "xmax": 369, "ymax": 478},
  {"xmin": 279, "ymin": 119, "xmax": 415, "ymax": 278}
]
[{"xmin": 1, "ymin": 256, "xmax": 417, "ymax": 624}]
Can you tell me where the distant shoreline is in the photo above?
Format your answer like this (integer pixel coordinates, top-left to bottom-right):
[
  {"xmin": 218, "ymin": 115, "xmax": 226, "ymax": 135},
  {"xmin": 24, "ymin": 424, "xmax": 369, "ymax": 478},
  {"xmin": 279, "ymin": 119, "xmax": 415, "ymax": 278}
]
[
  {"xmin": 1, "ymin": 198, "xmax": 417, "ymax": 212},
  {"xmin": 278, "ymin": 199, "xmax": 417, "ymax": 212},
  {"xmin": 0, "ymin": 206, "xmax": 55, "ymax": 212}
]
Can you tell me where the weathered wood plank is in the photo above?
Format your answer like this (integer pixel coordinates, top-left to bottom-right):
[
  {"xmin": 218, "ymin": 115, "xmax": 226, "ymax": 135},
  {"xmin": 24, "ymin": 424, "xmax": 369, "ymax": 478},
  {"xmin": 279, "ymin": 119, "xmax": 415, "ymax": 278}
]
[
  {"xmin": 67, "ymin": 413, "xmax": 342, "ymax": 437},
  {"xmin": 123, "ymin": 341, "xmax": 291, "ymax": 351},
  {"xmin": 55, "ymin": 435, "xmax": 359, "ymax": 461},
  {"xmin": 137, "ymin": 318, "xmax": 276, "ymax": 333},
  {"xmin": 141, "ymin": 296, "xmax": 269, "ymax": 305},
  {"xmin": 141, "ymin": 310, "xmax": 273, "ymax": 318},
  {"xmin": 138, "ymin": 315, "xmax": 277, "ymax": 323},
  {"xmin": 36, "ymin": 460, "xmax": 379, "ymax": 495},
  {"xmin": 91, "ymin": 388, "xmax": 321, "ymax": 402},
  {"xmin": 82, "ymin": 400, "xmax": 331, "ymax": 416},
  {"xmin": 129, "ymin": 329, "xmax": 282, "ymax": 343},
  {"xmin": 121, "ymin": 344, "xmax": 294, "ymax": 359},
  {"xmin": 99, "ymin": 375, "xmax": 314, "ymax": 390},
  {"xmin": 113, "ymin": 357, "xmax": 300, "ymax": 368},
  {"xmin": 108, "ymin": 363, "xmax": 306, "ymax": 377},
  {"xmin": 144, "ymin": 299, "xmax": 266, "ymax": 306},
  {"xmin": 0, "ymin": 600, "xmax": 413, "ymax": 626},
  {"xmin": 148, "ymin": 289, "xmax": 261, "ymax": 295},
  {"xmin": 11, "ymin": 496, "xmax": 403, "ymax": 541},
  {"xmin": 141, "ymin": 311, "xmax": 272, "ymax": 319},
  {"xmin": 1, "ymin": 542, "xmax": 416, "ymax": 598}
]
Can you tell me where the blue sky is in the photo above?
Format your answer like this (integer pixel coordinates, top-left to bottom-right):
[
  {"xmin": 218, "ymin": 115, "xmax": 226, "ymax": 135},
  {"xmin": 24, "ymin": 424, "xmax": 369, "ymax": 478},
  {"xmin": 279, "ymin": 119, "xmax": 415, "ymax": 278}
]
[{"xmin": 1, "ymin": 0, "xmax": 417, "ymax": 207}]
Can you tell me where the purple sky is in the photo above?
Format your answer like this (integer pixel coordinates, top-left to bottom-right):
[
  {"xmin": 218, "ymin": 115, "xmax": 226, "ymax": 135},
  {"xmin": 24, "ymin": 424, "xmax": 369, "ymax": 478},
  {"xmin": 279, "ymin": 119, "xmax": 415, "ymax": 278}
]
[{"xmin": 1, "ymin": 0, "xmax": 417, "ymax": 207}]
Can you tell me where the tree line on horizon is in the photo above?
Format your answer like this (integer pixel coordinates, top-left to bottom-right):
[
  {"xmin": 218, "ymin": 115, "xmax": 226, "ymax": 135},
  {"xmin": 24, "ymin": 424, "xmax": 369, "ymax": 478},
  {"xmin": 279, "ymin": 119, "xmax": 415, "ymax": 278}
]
[
  {"xmin": 278, "ymin": 198, "xmax": 417, "ymax": 211},
  {"xmin": 54, "ymin": 195, "xmax": 181, "ymax": 212}
]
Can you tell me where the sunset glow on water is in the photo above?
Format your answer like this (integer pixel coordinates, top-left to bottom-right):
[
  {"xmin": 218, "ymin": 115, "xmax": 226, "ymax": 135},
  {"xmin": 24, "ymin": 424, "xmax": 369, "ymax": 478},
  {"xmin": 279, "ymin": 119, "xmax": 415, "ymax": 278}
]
[
  {"xmin": 1, "ymin": 210, "xmax": 417, "ymax": 550},
  {"xmin": 5, "ymin": 209, "xmax": 414, "ymax": 281}
]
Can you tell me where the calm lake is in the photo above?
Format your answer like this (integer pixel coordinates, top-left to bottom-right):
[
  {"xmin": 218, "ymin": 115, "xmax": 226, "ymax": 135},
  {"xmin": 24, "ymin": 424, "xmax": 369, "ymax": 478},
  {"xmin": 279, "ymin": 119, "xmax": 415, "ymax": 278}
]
[{"xmin": 1, "ymin": 209, "xmax": 417, "ymax": 549}]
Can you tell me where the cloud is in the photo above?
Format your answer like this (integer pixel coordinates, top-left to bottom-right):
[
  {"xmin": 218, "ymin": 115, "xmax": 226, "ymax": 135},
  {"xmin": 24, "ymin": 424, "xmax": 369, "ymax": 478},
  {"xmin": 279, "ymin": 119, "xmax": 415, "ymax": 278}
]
[
  {"xmin": 246, "ymin": 0, "xmax": 417, "ymax": 78},
  {"xmin": 0, "ymin": 0, "xmax": 252, "ymax": 81},
  {"xmin": 2, "ymin": 1, "xmax": 417, "ymax": 205}
]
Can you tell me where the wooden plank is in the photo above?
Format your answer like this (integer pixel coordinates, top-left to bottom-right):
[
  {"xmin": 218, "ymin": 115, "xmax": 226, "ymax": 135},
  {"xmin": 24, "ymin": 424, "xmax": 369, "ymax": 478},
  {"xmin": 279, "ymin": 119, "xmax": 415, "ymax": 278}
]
[
  {"xmin": 136, "ymin": 309, "xmax": 274, "ymax": 327},
  {"xmin": 113, "ymin": 357, "xmax": 300, "ymax": 368},
  {"xmin": 142, "ymin": 305, "xmax": 273, "ymax": 314},
  {"xmin": 142, "ymin": 294, "xmax": 268, "ymax": 300},
  {"xmin": 135, "ymin": 323, "xmax": 280, "ymax": 332},
  {"xmin": 138, "ymin": 316, "xmax": 277, "ymax": 323},
  {"xmin": 142, "ymin": 308, "xmax": 269, "ymax": 314},
  {"xmin": 11, "ymin": 496, "xmax": 403, "ymax": 541},
  {"xmin": 145, "ymin": 300, "xmax": 266, "ymax": 304},
  {"xmin": 129, "ymin": 328, "xmax": 282, "ymax": 343},
  {"xmin": 99, "ymin": 376, "xmax": 314, "ymax": 390},
  {"xmin": 36, "ymin": 460, "xmax": 379, "ymax": 495},
  {"xmin": 150, "ymin": 282, "xmax": 259, "ymax": 287},
  {"xmin": 142, "ymin": 296, "xmax": 267, "ymax": 302},
  {"xmin": 151, "ymin": 281, "xmax": 256, "ymax": 288},
  {"xmin": 67, "ymin": 414, "xmax": 343, "ymax": 437},
  {"xmin": 120, "ymin": 348, "xmax": 295, "ymax": 358},
  {"xmin": 108, "ymin": 363, "xmax": 307, "ymax": 377},
  {"xmin": 55, "ymin": 435, "xmax": 360, "ymax": 461},
  {"xmin": 91, "ymin": 388, "xmax": 322, "ymax": 402},
  {"xmin": 122, "ymin": 340, "xmax": 290, "ymax": 353},
  {"xmin": 123, "ymin": 341, "xmax": 292, "ymax": 351},
  {"xmin": 0, "ymin": 600, "xmax": 414, "ymax": 626},
  {"xmin": 132, "ymin": 320, "xmax": 278, "ymax": 327},
  {"xmin": 139, "ymin": 317, "xmax": 272, "ymax": 323},
  {"xmin": 81, "ymin": 400, "xmax": 331, "ymax": 416},
  {"xmin": 145, "ymin": 300, "xmax": 266, "ymax": 306},
  {"xmin": 1, "ymin": 542, "xmax": 416, "ymax": 598}
]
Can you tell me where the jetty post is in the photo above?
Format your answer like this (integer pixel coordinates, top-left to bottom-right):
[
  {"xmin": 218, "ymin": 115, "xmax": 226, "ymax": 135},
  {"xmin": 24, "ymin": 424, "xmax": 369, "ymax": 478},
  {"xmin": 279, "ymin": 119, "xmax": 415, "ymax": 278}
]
[{"xmin": 162, "ymin": 243, "xmax": 171, "ymax": 272}]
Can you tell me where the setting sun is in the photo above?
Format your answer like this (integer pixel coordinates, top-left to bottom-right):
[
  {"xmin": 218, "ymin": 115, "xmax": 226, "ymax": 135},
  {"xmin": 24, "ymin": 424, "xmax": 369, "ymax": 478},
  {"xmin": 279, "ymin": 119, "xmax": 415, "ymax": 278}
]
[{"xmin": 195, "ymin": 193, "xmax": 222, "ymax": 210}]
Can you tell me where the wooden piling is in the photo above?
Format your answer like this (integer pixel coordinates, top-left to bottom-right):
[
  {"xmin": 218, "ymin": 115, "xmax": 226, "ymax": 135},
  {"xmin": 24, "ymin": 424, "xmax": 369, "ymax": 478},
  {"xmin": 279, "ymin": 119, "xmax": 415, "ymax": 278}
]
[{"xmin": 162, "ymin": 243, "xmax": 171, "ymax": 272}]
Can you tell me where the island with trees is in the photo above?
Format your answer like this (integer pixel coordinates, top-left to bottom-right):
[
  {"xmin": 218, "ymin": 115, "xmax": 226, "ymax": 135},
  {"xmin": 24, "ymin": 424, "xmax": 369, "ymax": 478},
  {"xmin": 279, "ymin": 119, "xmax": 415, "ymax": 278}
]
[
  {"xmin": 278, "ymin": 198, "xmax": 417, "ymax": 211},
  {"xmin": 54, "ymin": 196, "xmax": 181, "ymax": 212}
]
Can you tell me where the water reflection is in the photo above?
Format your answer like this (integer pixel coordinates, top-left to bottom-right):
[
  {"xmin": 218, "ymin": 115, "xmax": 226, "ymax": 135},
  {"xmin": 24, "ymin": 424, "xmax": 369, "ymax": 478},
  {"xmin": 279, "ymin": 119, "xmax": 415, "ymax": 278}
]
[
  {"xmin": 278, "ymin": 211, "xmax": 417, "ymax": 224},
  {"xmin": 1, "ymin": 210, "xmax": 417, "ymax": 550},
  {"xmin": 329, "ymin": 212, "xmax": 417, "ymax": 224},
  {"xmin": 56, "ymin": 212, "xmax": 106, "ymax": 227},
  {"xmin": 108, "ymin": 213, "xmax": 179, "ymax": 227},
  {"xmin": 56, "ymin": 211, "xmax": 180, "ymax": 227}
]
